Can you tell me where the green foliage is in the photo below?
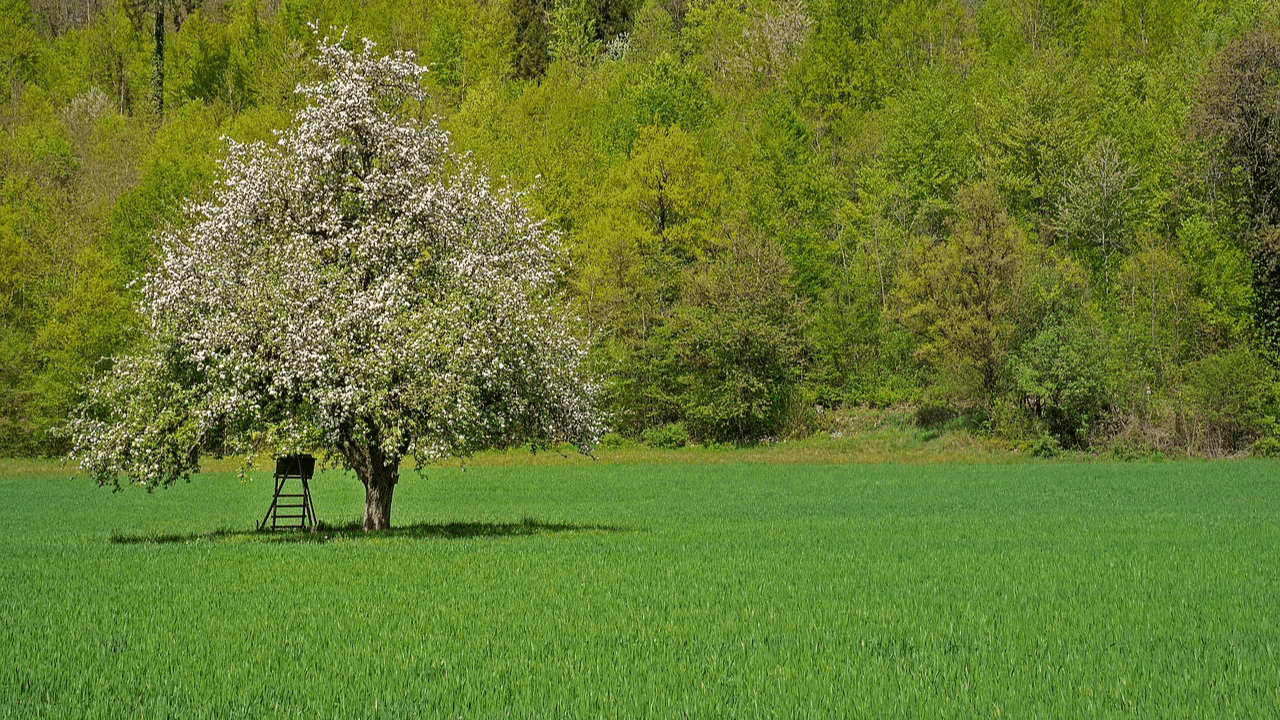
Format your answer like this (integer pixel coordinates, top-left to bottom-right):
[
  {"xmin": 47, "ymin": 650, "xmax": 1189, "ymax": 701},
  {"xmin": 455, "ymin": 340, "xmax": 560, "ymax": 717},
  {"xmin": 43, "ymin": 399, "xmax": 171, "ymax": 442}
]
[
  {"xmin": 742, "ymin": 95, "xmax": 841, "ymax": 299},
  {"xmin": 875, "ymin": 68, "xmax": 976, "ymax": 235},
  {"xmin": 1081, "ymin": 0, "xmax": 1192, "ymax": 63},
  {"xmin": 81, "ymin": 2, "xmax": 152, "ymax": 116},
  {"xmin": 2, "ymin": 0, "xmax": 1280, "ymax": 456},
  {"xmin": 27, "ymin": 245, "xmax": 133, "ymax": 452},
  {"xmin": 640, "ymin": 420, "xmax": 688, "ymax": 448},
  {"xmin": 1056, "ymin": 137, "xmax": 1138, "ymax": 285},
  {"xmin": 1010, "ymin": 315, "xmax": 1109, "ymax": 447},
  {"xmin": 631, "ymin": 51, "xmax": 715, "ymax": 131},
  {"xmin": 1252, "ymin": 433, "xmax": 1280, "ymax": 457},
  {"xmin": 166, "ymin": 10, "xmax": 233, "ymax": 107},
  {"xmin": 548, "ymin": 0, "xmax": 601, "ymax": 67},
  {"xmin": 976, "ymin": 0, "xmax": 1086, "ymax": 57},
  {"xmin": 596, "ymin": 430, "xmax": 626, "ymax": 449},
  {"xmin": 1187, "ymin": 23, "xmax": 1280, "ymax": 348},
  {"xmin": 0, "ymin": 0, "xmax": 40, "ymax": 93},
  {"xmin": 1177, "ymin": 346, "xmax": 1276, "ymax": 455},
  {"xmin": 974, "ymin": 53, "xmax": 1092, "ymax": 221},
  {"xmin": 1110, "ymin": 242, "xmax": 1197, "ymax": 392},
  {"xmin": 578, "ymin": 123, "xmax": 805, "ymax": 443},
  {"xmin": 895, "ymin": 182, "xmax": 1038, "ymax": 407},
  {"xmin": 1028, "ymin": 433, "xmax": 1063, "ymax": 458},
  {"xmin": 663, "ymin": 236, "xmax": 805, "ymax": 442},
  {"xmin": 509, "ymin": 0, "xmax": 638, "ymax": 78},
  {"xmin": 102, "ymin": 101, "xmax": 221, "ymax": 280},
  {"xmin": 7, "ymin": 120, "xmax": 78, "ymax": 189},
  {"xmin": 610, "ymin": 123, "xmax": 722, "ymax": 262},
  {"xmin": 1180, "ymin": 215, "xmax": 1254, "ymax": 346},
  {"xmin": 805, "ymin": 259, "xmax": 905, "ymax": 407},
  {"xmin": 574, "ymin": 122, "xmax": 722, "ymax": 341},
  {"xmin": 510, "ymin": 0, "xmax": 551, "ymax": 79},
  {"xmin": 876, "ymin": 0, "xmax": 977, "ymax": 92},
  {"xmin": 790, "ymin": 0, "xmax": 886, "ymax": 123}
]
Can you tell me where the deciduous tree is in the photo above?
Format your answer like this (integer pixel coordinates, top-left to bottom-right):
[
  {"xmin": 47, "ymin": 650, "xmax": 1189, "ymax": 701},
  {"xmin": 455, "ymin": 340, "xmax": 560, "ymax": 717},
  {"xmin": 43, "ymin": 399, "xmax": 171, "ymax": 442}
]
[
  {"xmin": 63, "ymin": 34, "xmax": 601, "ymax": 529},
  {"xmin": 1187, "ymin": 23, "xmax": 1280, "ymax": 348},
  {"xmin": 894, "ymin": 181, "xmax": 1036, "ymax": 406},
  {"xmin": 1056, "ymin": 136, "xmax": 1137, "ymax": 289}
]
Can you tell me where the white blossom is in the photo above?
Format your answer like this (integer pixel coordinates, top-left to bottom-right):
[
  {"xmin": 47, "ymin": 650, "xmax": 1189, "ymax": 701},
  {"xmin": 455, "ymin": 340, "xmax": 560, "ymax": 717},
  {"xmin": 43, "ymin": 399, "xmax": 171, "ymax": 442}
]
[{"xmin": 63, "ymin": 33, "xmax": 602, "ymax": 490}]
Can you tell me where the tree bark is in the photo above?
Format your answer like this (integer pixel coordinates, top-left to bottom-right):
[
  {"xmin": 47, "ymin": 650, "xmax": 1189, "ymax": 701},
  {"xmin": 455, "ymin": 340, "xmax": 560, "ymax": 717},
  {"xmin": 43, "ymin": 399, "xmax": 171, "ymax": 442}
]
[
  {"xmin": 337, "ymin": 429, "xmax": 401, "ymax": 531},
  {"xmin": 361, "ymin": 464, "xmax": 397, "ymax": 531},
  {"xmin": 151, "ymin": 2, "xmax": 164, "ymax": 117}
]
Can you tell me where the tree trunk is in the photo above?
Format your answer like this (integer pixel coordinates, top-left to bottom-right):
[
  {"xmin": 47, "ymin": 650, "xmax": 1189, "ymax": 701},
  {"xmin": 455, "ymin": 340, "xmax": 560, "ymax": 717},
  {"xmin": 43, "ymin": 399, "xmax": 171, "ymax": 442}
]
[
  {"xmin": 151, "ymin": 2, "xmax": 164, "ymax": 117},
  {"xmin": 361, "ymin": 465, "xmax": 397, "ymax": 531},
  {"xmin": 337, "ymin": 430, "xmax": 401, "ymax": 531}
]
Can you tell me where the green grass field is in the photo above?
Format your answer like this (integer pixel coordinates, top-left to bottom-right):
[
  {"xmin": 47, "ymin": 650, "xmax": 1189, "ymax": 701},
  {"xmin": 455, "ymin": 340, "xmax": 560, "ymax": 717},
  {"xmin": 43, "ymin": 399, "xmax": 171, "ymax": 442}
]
[{"xmin": 1, "ymin": 459, "xmax": 1277, "ymax": 718}]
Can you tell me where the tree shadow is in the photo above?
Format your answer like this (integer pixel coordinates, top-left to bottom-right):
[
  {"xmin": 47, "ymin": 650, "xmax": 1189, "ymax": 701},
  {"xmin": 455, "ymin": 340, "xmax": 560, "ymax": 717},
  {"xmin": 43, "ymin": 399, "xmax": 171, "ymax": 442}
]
[{"xmin": 109, "ymin": 517, "xmax": 635, "ymax": 545}]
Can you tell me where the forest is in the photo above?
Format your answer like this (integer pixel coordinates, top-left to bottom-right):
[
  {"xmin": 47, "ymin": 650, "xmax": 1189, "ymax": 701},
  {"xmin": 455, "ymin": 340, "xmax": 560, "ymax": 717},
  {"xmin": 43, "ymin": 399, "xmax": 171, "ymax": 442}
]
[{"xmin": 2, "ymin": 0, "xmax": 1279, "ymax": 458}]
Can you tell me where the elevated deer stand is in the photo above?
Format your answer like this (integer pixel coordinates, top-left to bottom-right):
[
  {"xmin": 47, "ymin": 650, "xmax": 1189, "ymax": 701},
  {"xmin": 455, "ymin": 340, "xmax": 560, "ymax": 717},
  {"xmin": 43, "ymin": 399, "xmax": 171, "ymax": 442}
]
[{"xmin": 259, "ymin": 454, "xmax": 317, "ymax": 531}]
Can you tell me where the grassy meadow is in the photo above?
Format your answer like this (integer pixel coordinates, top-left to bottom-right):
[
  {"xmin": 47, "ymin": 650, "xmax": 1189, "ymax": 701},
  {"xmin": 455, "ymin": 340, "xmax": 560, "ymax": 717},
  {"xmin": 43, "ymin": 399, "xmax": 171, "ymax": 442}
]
[{"xmin": 1, "ymin": 458, "xmax": 1277, "ymax": 717}]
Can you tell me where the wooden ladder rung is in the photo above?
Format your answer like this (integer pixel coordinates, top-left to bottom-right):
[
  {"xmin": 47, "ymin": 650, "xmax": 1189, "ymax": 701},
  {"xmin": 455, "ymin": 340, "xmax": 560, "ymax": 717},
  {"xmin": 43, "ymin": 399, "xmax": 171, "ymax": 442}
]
[{"xmin": 260, "ymin": 471, "xmax": 317, "ymax": 532}]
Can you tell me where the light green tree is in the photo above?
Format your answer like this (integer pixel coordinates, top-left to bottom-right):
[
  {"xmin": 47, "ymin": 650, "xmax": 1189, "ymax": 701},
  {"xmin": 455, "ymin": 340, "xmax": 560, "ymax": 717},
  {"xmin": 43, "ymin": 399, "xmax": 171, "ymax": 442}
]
[
  {"xmin": 1056, "ymin": 136, "xmax": 1138, "ymax": 289},
  {"xmin": 894, "ymin": 181, "xmax": 1037, "ymax": 407}
]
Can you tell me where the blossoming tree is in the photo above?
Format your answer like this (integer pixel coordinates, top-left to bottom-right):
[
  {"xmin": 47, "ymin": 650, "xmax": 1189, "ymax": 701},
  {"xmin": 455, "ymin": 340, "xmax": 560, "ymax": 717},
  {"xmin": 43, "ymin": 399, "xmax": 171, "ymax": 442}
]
[{"xmin": 64, "ymin": 34, "xmax": 601, "ymax": 530}]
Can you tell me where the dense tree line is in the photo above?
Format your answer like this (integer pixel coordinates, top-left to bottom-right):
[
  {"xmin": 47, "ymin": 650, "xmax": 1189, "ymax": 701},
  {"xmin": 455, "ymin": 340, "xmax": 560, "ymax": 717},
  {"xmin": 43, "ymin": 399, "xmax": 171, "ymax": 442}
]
[{"xmin": 2, "ymin": 0, "xmax": 1279, "ymax": 457}]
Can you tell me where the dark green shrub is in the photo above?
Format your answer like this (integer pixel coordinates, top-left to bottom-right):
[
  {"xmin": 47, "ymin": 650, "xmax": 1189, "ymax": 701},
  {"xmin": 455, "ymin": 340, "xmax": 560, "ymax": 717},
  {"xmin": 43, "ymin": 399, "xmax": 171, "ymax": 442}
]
[
  {"xmin": 1010, "ymin": 317, "xmax": 1108, "ymax": 448},
  {"xmin": 642, "ymin": 422, "xmax": 688, "ymax": 449},
  {"xmin": 597, "ymin": 432, "xmax": 626, "ymax": 449},
  {"xmin": 1030, "ymin": 434, "xmax": 1062, "ymax": 458},
  {"xmin": 1253, "ymin": 435, "xmax": 1280, "ymax": 458},
  {"xmin": 1179, "ymin": 347, "xmax": 1276, "ymax": 455}
]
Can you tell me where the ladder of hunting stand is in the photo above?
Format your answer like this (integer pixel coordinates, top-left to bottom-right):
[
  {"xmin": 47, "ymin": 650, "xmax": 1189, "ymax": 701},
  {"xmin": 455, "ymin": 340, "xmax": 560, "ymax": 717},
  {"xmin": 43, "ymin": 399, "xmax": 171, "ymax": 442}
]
[{"xmin": 259, "ymin": 455, "xmax": 317, "ymax": 531}]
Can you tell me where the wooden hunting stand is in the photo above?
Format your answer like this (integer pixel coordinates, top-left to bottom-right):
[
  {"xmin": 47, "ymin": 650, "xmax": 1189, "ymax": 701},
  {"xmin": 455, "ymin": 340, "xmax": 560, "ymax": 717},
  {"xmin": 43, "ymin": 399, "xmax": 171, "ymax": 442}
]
[{"xmin": 259, "ymin": 454, "xmax": 317, "ymax": 531}]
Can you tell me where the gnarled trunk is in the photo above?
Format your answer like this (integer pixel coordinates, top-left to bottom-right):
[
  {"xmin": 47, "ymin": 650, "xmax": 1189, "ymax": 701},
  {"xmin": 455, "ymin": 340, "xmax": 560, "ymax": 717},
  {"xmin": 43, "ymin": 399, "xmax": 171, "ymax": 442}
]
[
  {"xmin": 337, "ymin": 431, "xmax": 400, "ymax": 531},
  {"xmin": 361, "ymin": 464, "xmax": 397, "ymax": 531}
]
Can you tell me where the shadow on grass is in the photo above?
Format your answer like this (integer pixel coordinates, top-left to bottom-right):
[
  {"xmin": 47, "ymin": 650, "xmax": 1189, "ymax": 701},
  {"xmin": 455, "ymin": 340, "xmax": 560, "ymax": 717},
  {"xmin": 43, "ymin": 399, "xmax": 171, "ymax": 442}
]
[{"xmin": 110, "ymin": 517, "xmax": 634, "ymax": 545}]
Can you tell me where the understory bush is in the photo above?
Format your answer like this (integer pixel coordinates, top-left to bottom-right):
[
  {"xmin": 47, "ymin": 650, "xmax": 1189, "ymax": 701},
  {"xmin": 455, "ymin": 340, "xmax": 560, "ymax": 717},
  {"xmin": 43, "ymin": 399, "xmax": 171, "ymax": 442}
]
[
  {"xmin": 641, "ymin": 422, "xmax": 688, "ymax": 449},
  {"xmin": 1029, "ymin": 434, "xmax": 1063, "ymax": 458},
  {"xmin": 1009, "ymin": 316, "xmax": 1109, "ymax": 448},
  {"xmin": 1176, "ymin": 348, "xmax": 1277, "ymax": 456},
  {"xmin": 1253, "ymin": 434, "xmax": 1280, "ymax": 457}
]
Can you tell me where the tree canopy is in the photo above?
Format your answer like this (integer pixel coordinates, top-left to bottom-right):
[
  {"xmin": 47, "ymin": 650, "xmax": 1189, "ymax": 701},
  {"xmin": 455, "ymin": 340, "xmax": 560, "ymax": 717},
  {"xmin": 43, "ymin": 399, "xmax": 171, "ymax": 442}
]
[{"xmin": 61, "ymin": 32, "xmax": 601, "ymax": 528}]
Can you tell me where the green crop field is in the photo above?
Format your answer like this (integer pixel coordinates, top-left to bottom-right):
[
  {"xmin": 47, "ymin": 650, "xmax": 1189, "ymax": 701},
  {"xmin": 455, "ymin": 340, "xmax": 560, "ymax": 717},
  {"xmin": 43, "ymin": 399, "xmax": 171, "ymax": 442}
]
[{"xmin": 1, "ymin": 460, "xmax": 1277, "ymax": 718}]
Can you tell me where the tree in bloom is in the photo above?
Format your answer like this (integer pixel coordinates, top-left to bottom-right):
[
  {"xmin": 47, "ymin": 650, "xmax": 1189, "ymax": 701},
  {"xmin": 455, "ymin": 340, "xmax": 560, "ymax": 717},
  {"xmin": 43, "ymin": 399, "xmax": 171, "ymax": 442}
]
[{"xmin": 62, "ymin": 32, "xmax": 601, "ymax": 530}]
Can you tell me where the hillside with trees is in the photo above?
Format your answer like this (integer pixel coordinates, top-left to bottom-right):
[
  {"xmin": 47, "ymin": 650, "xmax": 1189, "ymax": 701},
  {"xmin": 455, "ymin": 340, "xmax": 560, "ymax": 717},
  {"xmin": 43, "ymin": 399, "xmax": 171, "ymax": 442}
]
[{"xmin": 2, "ymin": 0, "xmax": 1279, "ymax": 457}]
